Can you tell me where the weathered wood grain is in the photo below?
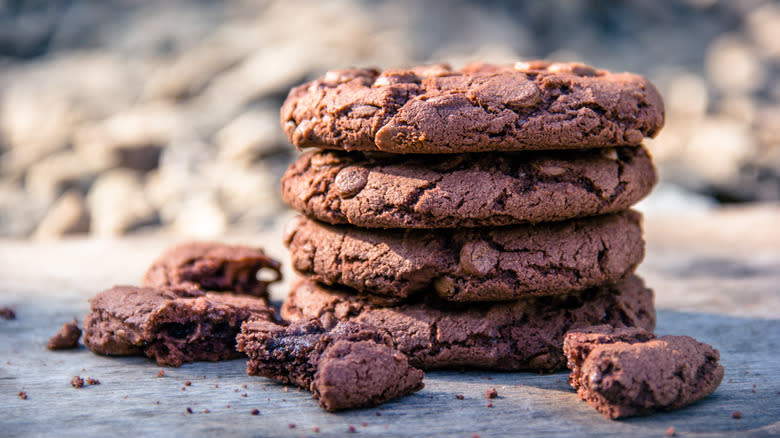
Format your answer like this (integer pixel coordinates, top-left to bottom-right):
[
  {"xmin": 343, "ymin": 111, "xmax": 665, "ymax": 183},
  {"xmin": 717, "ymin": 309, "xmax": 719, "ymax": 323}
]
[{"xmin": 1, "ymin": 206, "xmax": 779, "ymax": 437}]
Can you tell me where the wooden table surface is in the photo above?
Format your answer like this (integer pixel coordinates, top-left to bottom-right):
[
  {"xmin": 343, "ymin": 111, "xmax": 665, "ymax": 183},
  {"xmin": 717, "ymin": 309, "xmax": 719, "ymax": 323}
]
[{"xmin": 1, "ymin": 206, "xmax": 779, "ymax": 437}]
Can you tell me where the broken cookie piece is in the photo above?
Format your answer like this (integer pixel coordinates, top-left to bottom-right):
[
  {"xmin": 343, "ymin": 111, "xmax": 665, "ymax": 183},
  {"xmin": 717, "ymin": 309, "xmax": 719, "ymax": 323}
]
[
  {"xmin": 47, "ymin": 318, "xmax": 82, "ymax": 350},
  {"xmin": 83, "ymin": 286, "xmax": 275, "ymax": 367},
  {"xmin": 236, "ymin": 319, "xmax": 424, "ymax": 411},
  {"xmin": 563, "ymin": 325, "xmax": 724, "ymax": 419},
  {"xmin": 142, "ymin": 242, "xmax": 282, "ymax": 299}
]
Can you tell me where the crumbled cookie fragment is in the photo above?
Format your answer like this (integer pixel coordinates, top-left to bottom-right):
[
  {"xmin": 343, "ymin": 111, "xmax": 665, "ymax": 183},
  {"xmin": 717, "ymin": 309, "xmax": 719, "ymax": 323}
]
[
  {"xmin": 563, "ymin": 325, "xmax": 724, "ymax": 419},
  {"xmin": 71, "ymin": 376, "xmax": 85, "ymax": 388},
  {"xmin": 18, "ymin": 391, "xmax": 28, "ymax": 400},
  {"xmin": 143, "ymin": 241, "xmax": 282, "ymax": 299},
  {"xmin": 0, "ymin": 307, "xmax": 15, "ymax": 320},
  {"xmin": 86, "ymin": 377, "xmax": 100, "ymax": 385},
  {"xmin": 83, "ymin": 286, "xmax": 275, "ymax": 366},
  {"xmin": 486, "ymin": 388, "xmax": 498, "ymax": 399},
  {"xmin": 47, "ymin": 318, "xmax": 82, "ymax": 350},
  {"xmin": 237, "ymin": 319, "xmax": 424, "ymax": 411}
]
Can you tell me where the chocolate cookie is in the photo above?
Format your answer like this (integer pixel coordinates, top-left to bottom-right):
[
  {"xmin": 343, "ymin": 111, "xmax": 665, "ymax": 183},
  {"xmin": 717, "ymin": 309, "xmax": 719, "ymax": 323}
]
[
  {"xmin": 280, "ymin": 275, "xmax": 655, "ymax": 371},
  {"xmin": 142, "ymin": 242, "xmax": 282, "ymax": 299},
  {"xmin": 284, "ymin": 211, "xmax": 644, "ymax": 302},
  {"xmin": 237, "ymin": 319, "xmax": 424, "ymax": 411},
  {"xmin": 281, "ymin": 61, "xmax": 664, "ymax": 153},
  {"xmin": 282, "ymin": 146, "xmax": 655, "ymax": 228},
  {"xmin": 563, "ymin": 325, "xmax": 724, "ymax": 419},
  {"xmin": 83, "ymin": 286, "xmax": 275, "ymax": 367}
]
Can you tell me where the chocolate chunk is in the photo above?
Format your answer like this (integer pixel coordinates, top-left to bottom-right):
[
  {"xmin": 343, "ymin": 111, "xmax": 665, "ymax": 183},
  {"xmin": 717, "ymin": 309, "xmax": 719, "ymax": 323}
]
[
  {"xmin": 1, "ymin": 307, "xmax": 16, "ymax": 320},
  {"xmin": 563, "ymin": 325, "xmax": 724, "ymax": 419},
  {"xmin": 237, "ymin": 319, "xmax": 424, "ymax": 411}
]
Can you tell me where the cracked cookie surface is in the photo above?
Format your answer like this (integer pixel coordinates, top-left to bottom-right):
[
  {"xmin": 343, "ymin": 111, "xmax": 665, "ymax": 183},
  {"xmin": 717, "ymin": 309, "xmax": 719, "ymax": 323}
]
[
  {"xmin": 282, "ymin": 146, "xmax": 655, "ymax": 228},
  {"xmin": 281, "ymin": 61, "xmax": 664, "ymax": 153},
  {"xmin": 563, "ymin": 325, "xmax": 724, "ymax": 419},
  {"xmin": 284, "ymin": 211, "xmax": 644, "ymax": 302},
  {"xmin": 237, "ymin": 319, "xmax": 424, "ymax": 411},
  {"xmin": 142, "ymin": 241, "xmax": 282, "ymax": 299},
  {"xmin": 281, "ymin": 275, "xmax": 655, "ymax": 371},
  {"xmin": 83, "ymin": 286, "xmax": 275, "ymax": 367}
]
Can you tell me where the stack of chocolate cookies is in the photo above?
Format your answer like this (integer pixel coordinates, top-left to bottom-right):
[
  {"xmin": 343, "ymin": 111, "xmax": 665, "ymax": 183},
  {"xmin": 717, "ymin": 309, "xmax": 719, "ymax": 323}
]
[{"xmin": 268, "ymin": 61, "xmax": 665, "ymax": 372}]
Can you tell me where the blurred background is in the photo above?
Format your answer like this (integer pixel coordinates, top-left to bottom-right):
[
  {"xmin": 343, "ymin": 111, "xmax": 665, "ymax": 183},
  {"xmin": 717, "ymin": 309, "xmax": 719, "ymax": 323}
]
[{"xmin": 0, "ymin": 0, "xmax": 778, "ymax": 240}]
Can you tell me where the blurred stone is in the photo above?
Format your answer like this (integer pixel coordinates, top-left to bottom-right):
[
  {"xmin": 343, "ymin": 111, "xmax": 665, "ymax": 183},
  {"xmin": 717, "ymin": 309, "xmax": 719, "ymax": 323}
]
[
  {"xmin": 684, "ymin": 117, "xmax": 757, "ymax": 183},
  {"xmin": 0, "ymin": 183, "xmax": 48, "ymax": 238},
  {"xmin": 86, "ymin": 169, "xmax": 156, "ymax": 237},
  {"xmin": 170, "ymin": 194, "xmax": 227, "ymax": 238},
  {"xmin": 74, "ymin": 102, "xmax": 184, "ymax": 172},
  {"xmin": 32, "ymin": 190, "xmax": 89, "ymax": 239},
  {"xmin": 206, "ymin": 161, "xmax": 285, "ymax": 219},
  {"xmin": 25, "ymin": 151, "xmax": 112, "ymax": 202},
  {"xmin": 666, "ymin": 73, "xmax": 709, "ymax": 119},
  {"xmin": 215, "ymin": 107, "xmax": 286, "ymax": 163},
  {"xmin": 746, "ymin": 3, "xmax": 780, "ymax": 58},
  {"xmin": 706, "ymin": 34, "xmax": 767, "ymax": 96}
]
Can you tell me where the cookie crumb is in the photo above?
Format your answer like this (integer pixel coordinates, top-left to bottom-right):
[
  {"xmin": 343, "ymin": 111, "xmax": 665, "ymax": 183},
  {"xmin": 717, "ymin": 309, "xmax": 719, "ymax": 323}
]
[
  {"xmin": 242, "ymin": 384, "xmax": 248, "ymax": 389},
  {"xmin": 666, "ymin": 426, "xmax": 676, "ymax": 436},
  {"xmin": 487, "ymin": 376, "xmax": 492, "ymax": 380},
  {"xmin": 215, "ymin": 384, "xmax": 219, "ymax": 388},
  {"xmin": 185, "ymin": 381, "xmax": 191, "ymax": 386},
  {"xmin": 71, "ymin": 376, "xmax": 84, "ymax": 388},
  {"xmin": 313, "ymin": 426, "xmax": 320, "ymax": 433},
  {"xmin": 186, "ymin": 407, "xmax": 193, "ymax": 414},
  {"xmin": 203, "ymin": 409, "xmax": 210, "ymax": 414},
  {"xmin": 242, "ymin": 393, "xmax": 248, "ymax": 397},
  {"xmin": 0, "ymin": 307, "xmax": 15, "ymax": 320},
  {"xmin": 455, "ymin": 394, "xmax": 464, "ymax": 400},
  {"xmin": 181, "ymin": 387, "xmax": 186, "ymax": 391},
  {"xmin": 486, "ymin": 388, "xmax": 498, "ymax": 399},
  {"xmin": 376, "ymin": 412, "xmax": 382, "ymax": 416},
  {"xmin": 157, "ymin": 370, "xmax": 165, "ymax": 377},
  {"xmin": 472, "ymin": 434, "xmax": 481, "ymax": 438},
  {"xmin": 288, "ymin": 423, "xmax": 296, "ymax": 429},
  {"xmin": 251, "ymin": 409, "xmax": 260, "ymax": 416},
  {"xmin": 348, "ymin": 425, "xmax": 356, "ymax": 433},
  {"xmin": 18, "ymin": 391, "xmax": 27, "ymax": 400},
  {"xmin": 361, "ymin": 422, "xmax": 368, "ymax": 427},
  {"xmin": 732, "ymin": 411, "xmax": 742, "ymax": 419},
  {"xmin": 86, "ymin": 377, "xmax": 100, "ymax": 385},
  {"xmin": 47, "ymin": 318, "xmax": 82, "ymax": 350},
  {"xmin": 486, "ymin": 403, "xmax": 493, "ymax": 408}
]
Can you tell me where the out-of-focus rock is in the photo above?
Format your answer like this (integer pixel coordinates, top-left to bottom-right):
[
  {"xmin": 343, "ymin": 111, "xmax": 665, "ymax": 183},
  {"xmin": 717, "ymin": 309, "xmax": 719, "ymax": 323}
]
[
  {"xmin": 207, "ymin": 161, "xmax": 285, "ymax": 220},
  {"xmin": 706, "ymin": 34, "xmax": 767, "ymax": 96},
  {"xmin": 683, "ymin": 117, "xmax": 757, "ymax": 184},
  {"xmin": 0, "ymin": 183, "xmax": 48, "ymax": 238},
  {"xmin": 169, "ymin": 193, "xmax": 227, "ymax": 238},
  {"xmin": 74, "ymin": 102, "xmax": 185, "ymax": 172},
  {"xmin": 25, "ymin": 151, "xmax": 112, "ymax": 202},
  {"xmin": 32, "ymin": 190, "xmax": 89, "ymax": 239},
  {"xmin": 215, "ymin": 106, "xmax": 286, "ymax": 163},
  {"xmin": 86, "ymin": 169, "xmax": 156, "ymax": 237},
  {"xmin": 746, "ymin": 3, "xmax": 780, "ymax": 58}
]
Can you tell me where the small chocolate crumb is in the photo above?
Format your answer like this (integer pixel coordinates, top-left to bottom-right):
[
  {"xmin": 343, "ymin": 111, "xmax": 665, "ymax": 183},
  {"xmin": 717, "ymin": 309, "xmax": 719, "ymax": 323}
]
[
  {"xmin": 487, "ymin": 376, "xmax": 493, "ymax": 380},
  {"xmin": 361, "ymin": 422, "xmax": 368, "ymax": 427},
  {"xmin": 226, "ymin": 405, "xmax": 230, "ymax": 408},
  {"xmin": 242, "ymin": 384, "xmax": 248, "ymax": 389},
  {"xmin": 186, "ymin": 407, "xmax": 193, "ymax": 414},
  {"xmin": 751, "ymin": 389, "xmax": 756, "ymax": 393},
  {"xmin": 185, "ymin": 381, "xmax": 191, "ymax": 386},
  {"xmin": 288, "ymin": 423, "xmax": 296, "ymax": 429},
  {"xmin": 313, "ymin": 427, "xmax": 320, "ymax": 433},
  {"xmin": 203, "ymin": 409, "xmax": 210, "ymax": 414},
  {"xmin": 157, "ymin": 370, "xmax": 165, "ymax": 377},
  {"xmin": 242, "ymin": 393, "xmax": 248, "ymax": 397},
  {"xmin": 181, "ymin": 387, "xmax": 186, "ymax": 391},
  {"xmin": 251, "ymin": 408, "xmax": 260, "ymax": 416},
  {"xmin": 376, "ymin": 412, "xmax": 382, "ymax": 416},
  {"xmin": 665, "ymin": 426, "xmax": 676, "ymax": 437},
  {"xmin": 18, "ymin": 391, "xmax": 27, "ymax": 400},
  {"xmin": 732, "ymin": 411, "xmax": 742, "ymax": 419},
  {"xmin": 486, "ymin": 403, "xmax": 493, "ymax": 408},
  {"xmin": 472, "ymin": 434, "xmax": 481, "ymax": 438},
  {"xmin": 215, "ymin": 384, "xmax": 219, "ymax": 388},
  {"xmin": 348, "ymin": 425, "xmax": 356, "ymax": 433},
  {"xmin": 234, "ymin": 389, "xmax": 239, "ymax": 392},
  {"xmin": 71, "ymin": 376, "xmax": 84, "ymax": 388},
  {"xmin": 47, "ymin": 318, "xmax": 82, "ymax": 350},
  {"xmin": 86, "ymin": 377, "xmax": 100, "ymax": 385},
  {"xmin": 455, "ymin": 394, "xmax": 464, "ymax": 400},
  {"xmin": 0, "ymin": 307, "xmax": 15, "ymax": 320},
  {"xmin": 486, "ymin": 388, "xmax": 498, "ymax": 399}
]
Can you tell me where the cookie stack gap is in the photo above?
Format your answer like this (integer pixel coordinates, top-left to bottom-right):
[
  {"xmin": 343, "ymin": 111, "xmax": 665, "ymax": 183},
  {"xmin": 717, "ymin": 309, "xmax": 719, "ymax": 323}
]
[{"xmin": 268, "ymin": 60, "xmax": 665, "ymax": 373}]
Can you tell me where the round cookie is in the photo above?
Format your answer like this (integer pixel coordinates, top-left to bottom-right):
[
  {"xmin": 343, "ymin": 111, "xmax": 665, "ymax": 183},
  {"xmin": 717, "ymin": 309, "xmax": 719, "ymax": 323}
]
[
  {"xmin": 283, "ymin": 211, "xmax": 645, "ymax": 302},
  {"xmin": 280, "ymin": 275, "xmax": 656, "ymax": 371},
  {"xmin": 282, "ymin": 145, "xmax": 656, "ymax": 228},
  {"xmin": 281, "ymin": 61, "xmax": 664, "ymax": 153}
]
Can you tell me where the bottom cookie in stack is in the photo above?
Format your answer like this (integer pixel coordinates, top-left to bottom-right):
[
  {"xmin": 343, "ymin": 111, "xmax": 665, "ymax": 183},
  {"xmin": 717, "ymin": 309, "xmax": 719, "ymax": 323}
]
[{"xmin": 273, "ymin": 275, "xmax": 655, "ymax": 372}]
